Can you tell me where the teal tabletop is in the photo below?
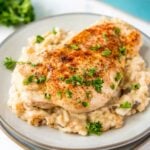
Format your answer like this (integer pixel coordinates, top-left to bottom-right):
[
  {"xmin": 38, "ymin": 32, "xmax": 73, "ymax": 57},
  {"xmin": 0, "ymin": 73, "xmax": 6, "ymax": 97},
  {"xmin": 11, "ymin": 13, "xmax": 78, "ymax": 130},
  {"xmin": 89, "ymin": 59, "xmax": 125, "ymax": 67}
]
[{"xmin": 102, "ymin": 0, "xmax": 150, "ymax": 22}]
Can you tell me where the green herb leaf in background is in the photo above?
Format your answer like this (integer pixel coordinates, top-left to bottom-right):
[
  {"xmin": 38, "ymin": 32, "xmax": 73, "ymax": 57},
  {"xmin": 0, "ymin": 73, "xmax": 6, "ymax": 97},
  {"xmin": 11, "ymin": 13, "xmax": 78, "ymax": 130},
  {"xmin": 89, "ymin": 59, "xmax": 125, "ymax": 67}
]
[
  {"xmin": 0, "ymin": 0, "xmax": 35, "ymax": 26},
  {"xmin": 92, "ymin": 77, "xmax": 104, "ymax": 93}
]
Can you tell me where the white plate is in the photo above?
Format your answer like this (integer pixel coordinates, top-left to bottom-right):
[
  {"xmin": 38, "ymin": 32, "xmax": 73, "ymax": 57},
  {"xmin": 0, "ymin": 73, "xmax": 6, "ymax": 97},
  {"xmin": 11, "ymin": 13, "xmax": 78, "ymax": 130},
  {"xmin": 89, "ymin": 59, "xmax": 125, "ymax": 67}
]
[{"xmin": 0, "ymin": 13, "xmax": 150, "ymax": 150}]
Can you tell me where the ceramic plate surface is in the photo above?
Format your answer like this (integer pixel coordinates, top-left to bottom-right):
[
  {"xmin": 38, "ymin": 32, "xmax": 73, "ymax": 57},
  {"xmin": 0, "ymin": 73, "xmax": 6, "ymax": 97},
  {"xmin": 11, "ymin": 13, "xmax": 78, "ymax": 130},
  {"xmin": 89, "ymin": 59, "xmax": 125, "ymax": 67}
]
[{"xmin": 0, "ymin": 13, "xmax": 150, "ymax": 150}]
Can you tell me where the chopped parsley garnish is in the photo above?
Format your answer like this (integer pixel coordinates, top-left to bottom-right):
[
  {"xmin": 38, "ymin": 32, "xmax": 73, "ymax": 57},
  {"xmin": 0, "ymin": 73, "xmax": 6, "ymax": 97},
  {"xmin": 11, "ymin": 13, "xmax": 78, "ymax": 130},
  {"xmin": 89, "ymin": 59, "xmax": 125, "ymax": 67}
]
[
  {"xmin": 87, "ymin": 68, "xmax": 97, "ymax": 77},
  {"xmin": 36, "ymin": 35, "xmax": 44, "ymax": 43},
  {"xmin": 65, "ymin": 89, "xmax": 73, "ymax": 98},
  {"xmin": 23, "ymin": 75, "xmax": 46, "ymax": 85},
  {"xmin": 82, "ymin": 101, "xmax": 89, "ymax": 107},
  {"xmin": 3, "ymin": 57, "xmax": 17, "ymax": 70},
  {"xmin": 65, "ymin": 74, "xmax": 104, "ymax": 93},
  {"xmin": 119, "ymin": 46, "xmax": 126, "ymax": 56},
  {"xmin": 44, "ymin": 93, "xmax": 51, "ymax": 100},
  {"xmin": 114, "ymin": 27, "xmax": 121, "ymax": 35},
  {"xmin": 66, "ymin": 75, "xmax": 83, "ymax": 86},
  {"xmin": 86, "ymin": 91, "xmax": 92, "ymax": 99},
  {"xmin": 68, "ymin": 66, "xmax": 77, "ymax": 72},
  {"xmin": 92, "ymin": 77, "xmax": 104, "ymax": 93},
  {"xmin": 102, "ymin": 32, "xmax": 108, "ymax": 41},
  {"xmin": 101, "ymin": 48, "xmax": 112, "ymax": 57},
  {"xmin": 70, "ymin": 44, "xmax": 79, "ymax": 50},
  {"xmin": 110, "ymin": 83, "xmax": 115, "ymax": 90},
  {"xmin": 84, "ymin": 80, "xmax": 92, "ymax": 86},
  {"xmin": 86, "ymin": 121, "xmax": 102, "ymax": 135},
  {"xmin": 23, "ymin": 75, "xmax": 34, "ymax": 85},
  {"xmin": 120, "ymin": 101, "xmax": 132, "ymax": 109},
  {"xmin": 52, "ymin": 27, "xmax": 57, "ymax": 35},
  {"xmin": 35, "ymin": 75, "xmax": 46, "ymax": 84},
  {"xmin": 114, "ymin": 72, "xmax": 122, "ymax": 82},
  {"xmin": 59, "ymin": 76, "xmax": 65, "ymax": 81},
  {"xmin": 57, "ymin": 91, "xmax": 63, "ymax": 99},
  {"xmin": 131, "ymin": 83, "xmax": 140, "ymax": 90},
  {"xmin": 90, "ymin": 44, "xmax": 101, "ymax": 51}
]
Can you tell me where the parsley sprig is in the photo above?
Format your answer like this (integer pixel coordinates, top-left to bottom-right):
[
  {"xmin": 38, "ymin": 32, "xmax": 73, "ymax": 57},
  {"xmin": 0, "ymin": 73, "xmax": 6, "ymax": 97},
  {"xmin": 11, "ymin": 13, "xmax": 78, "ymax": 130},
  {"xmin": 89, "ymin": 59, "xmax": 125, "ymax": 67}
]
[
  {"xmin": 23, "ymin": 75, "xmax": 46, "ymax": 85},
  {"xmin": 90, "ymin": 44, "xmax": 101, "ymax": 51},
  {"xmin": 65, "ymin": 74, "xmax": 104, "ymax": 93},
  {"xmin": 92, "ymin": 77, "xmax": 104, "ymax": 93},
  {"xmin": 66, "ymin": 75, "xmax": 83, "ymax": 86},
  {"xmin": 0, "ymin": 0, "xmax": 35, "ymax": 27},
  {"xmin": 3, "ymin": 57, "xmax": 38, "ymax": 71},
  {"xmin": 101, "ymin": 48, "xmax": 112, "ymax": 57}
]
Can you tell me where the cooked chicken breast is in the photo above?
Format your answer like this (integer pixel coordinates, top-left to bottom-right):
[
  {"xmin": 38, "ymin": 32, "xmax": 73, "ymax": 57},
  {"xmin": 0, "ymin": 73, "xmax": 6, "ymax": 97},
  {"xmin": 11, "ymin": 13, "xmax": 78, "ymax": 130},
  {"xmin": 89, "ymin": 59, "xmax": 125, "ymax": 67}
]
[{"xmin": 16, "ymin": 19, "xmax": 141, "ymax": 113}]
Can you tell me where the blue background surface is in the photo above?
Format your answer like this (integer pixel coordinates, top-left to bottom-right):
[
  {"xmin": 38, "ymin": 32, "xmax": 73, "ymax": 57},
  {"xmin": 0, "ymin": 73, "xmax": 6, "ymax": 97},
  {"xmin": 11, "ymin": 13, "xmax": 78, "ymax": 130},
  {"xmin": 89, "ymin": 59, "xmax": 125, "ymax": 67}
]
[{"xmin": 102, "ymin": 0, "xmax": 150, "ymax": 21}]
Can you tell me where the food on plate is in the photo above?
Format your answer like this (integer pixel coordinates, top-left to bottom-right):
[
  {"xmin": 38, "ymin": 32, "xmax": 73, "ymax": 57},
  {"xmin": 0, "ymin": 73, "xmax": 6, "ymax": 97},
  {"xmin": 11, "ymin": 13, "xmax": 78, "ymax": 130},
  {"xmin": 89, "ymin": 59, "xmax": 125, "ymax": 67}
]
[{"xmin": 6, "ymin": 18, "xmax": 150, "ymax": 135}]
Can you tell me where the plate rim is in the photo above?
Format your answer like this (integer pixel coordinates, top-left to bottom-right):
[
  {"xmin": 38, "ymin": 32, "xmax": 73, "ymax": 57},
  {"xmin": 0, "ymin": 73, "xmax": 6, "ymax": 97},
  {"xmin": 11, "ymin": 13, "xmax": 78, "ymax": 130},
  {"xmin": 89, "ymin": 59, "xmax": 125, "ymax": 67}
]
[
  {"xmin": 1, "ymin": 119, "xmax": 150, "ymax": 150},
  {"xmin": 0, "ymin": 122, "xmax": 30, "ymax": 150},
  {"xmin": 0, "ymin": 12, "xmax": 150, "ymax": 150}
]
